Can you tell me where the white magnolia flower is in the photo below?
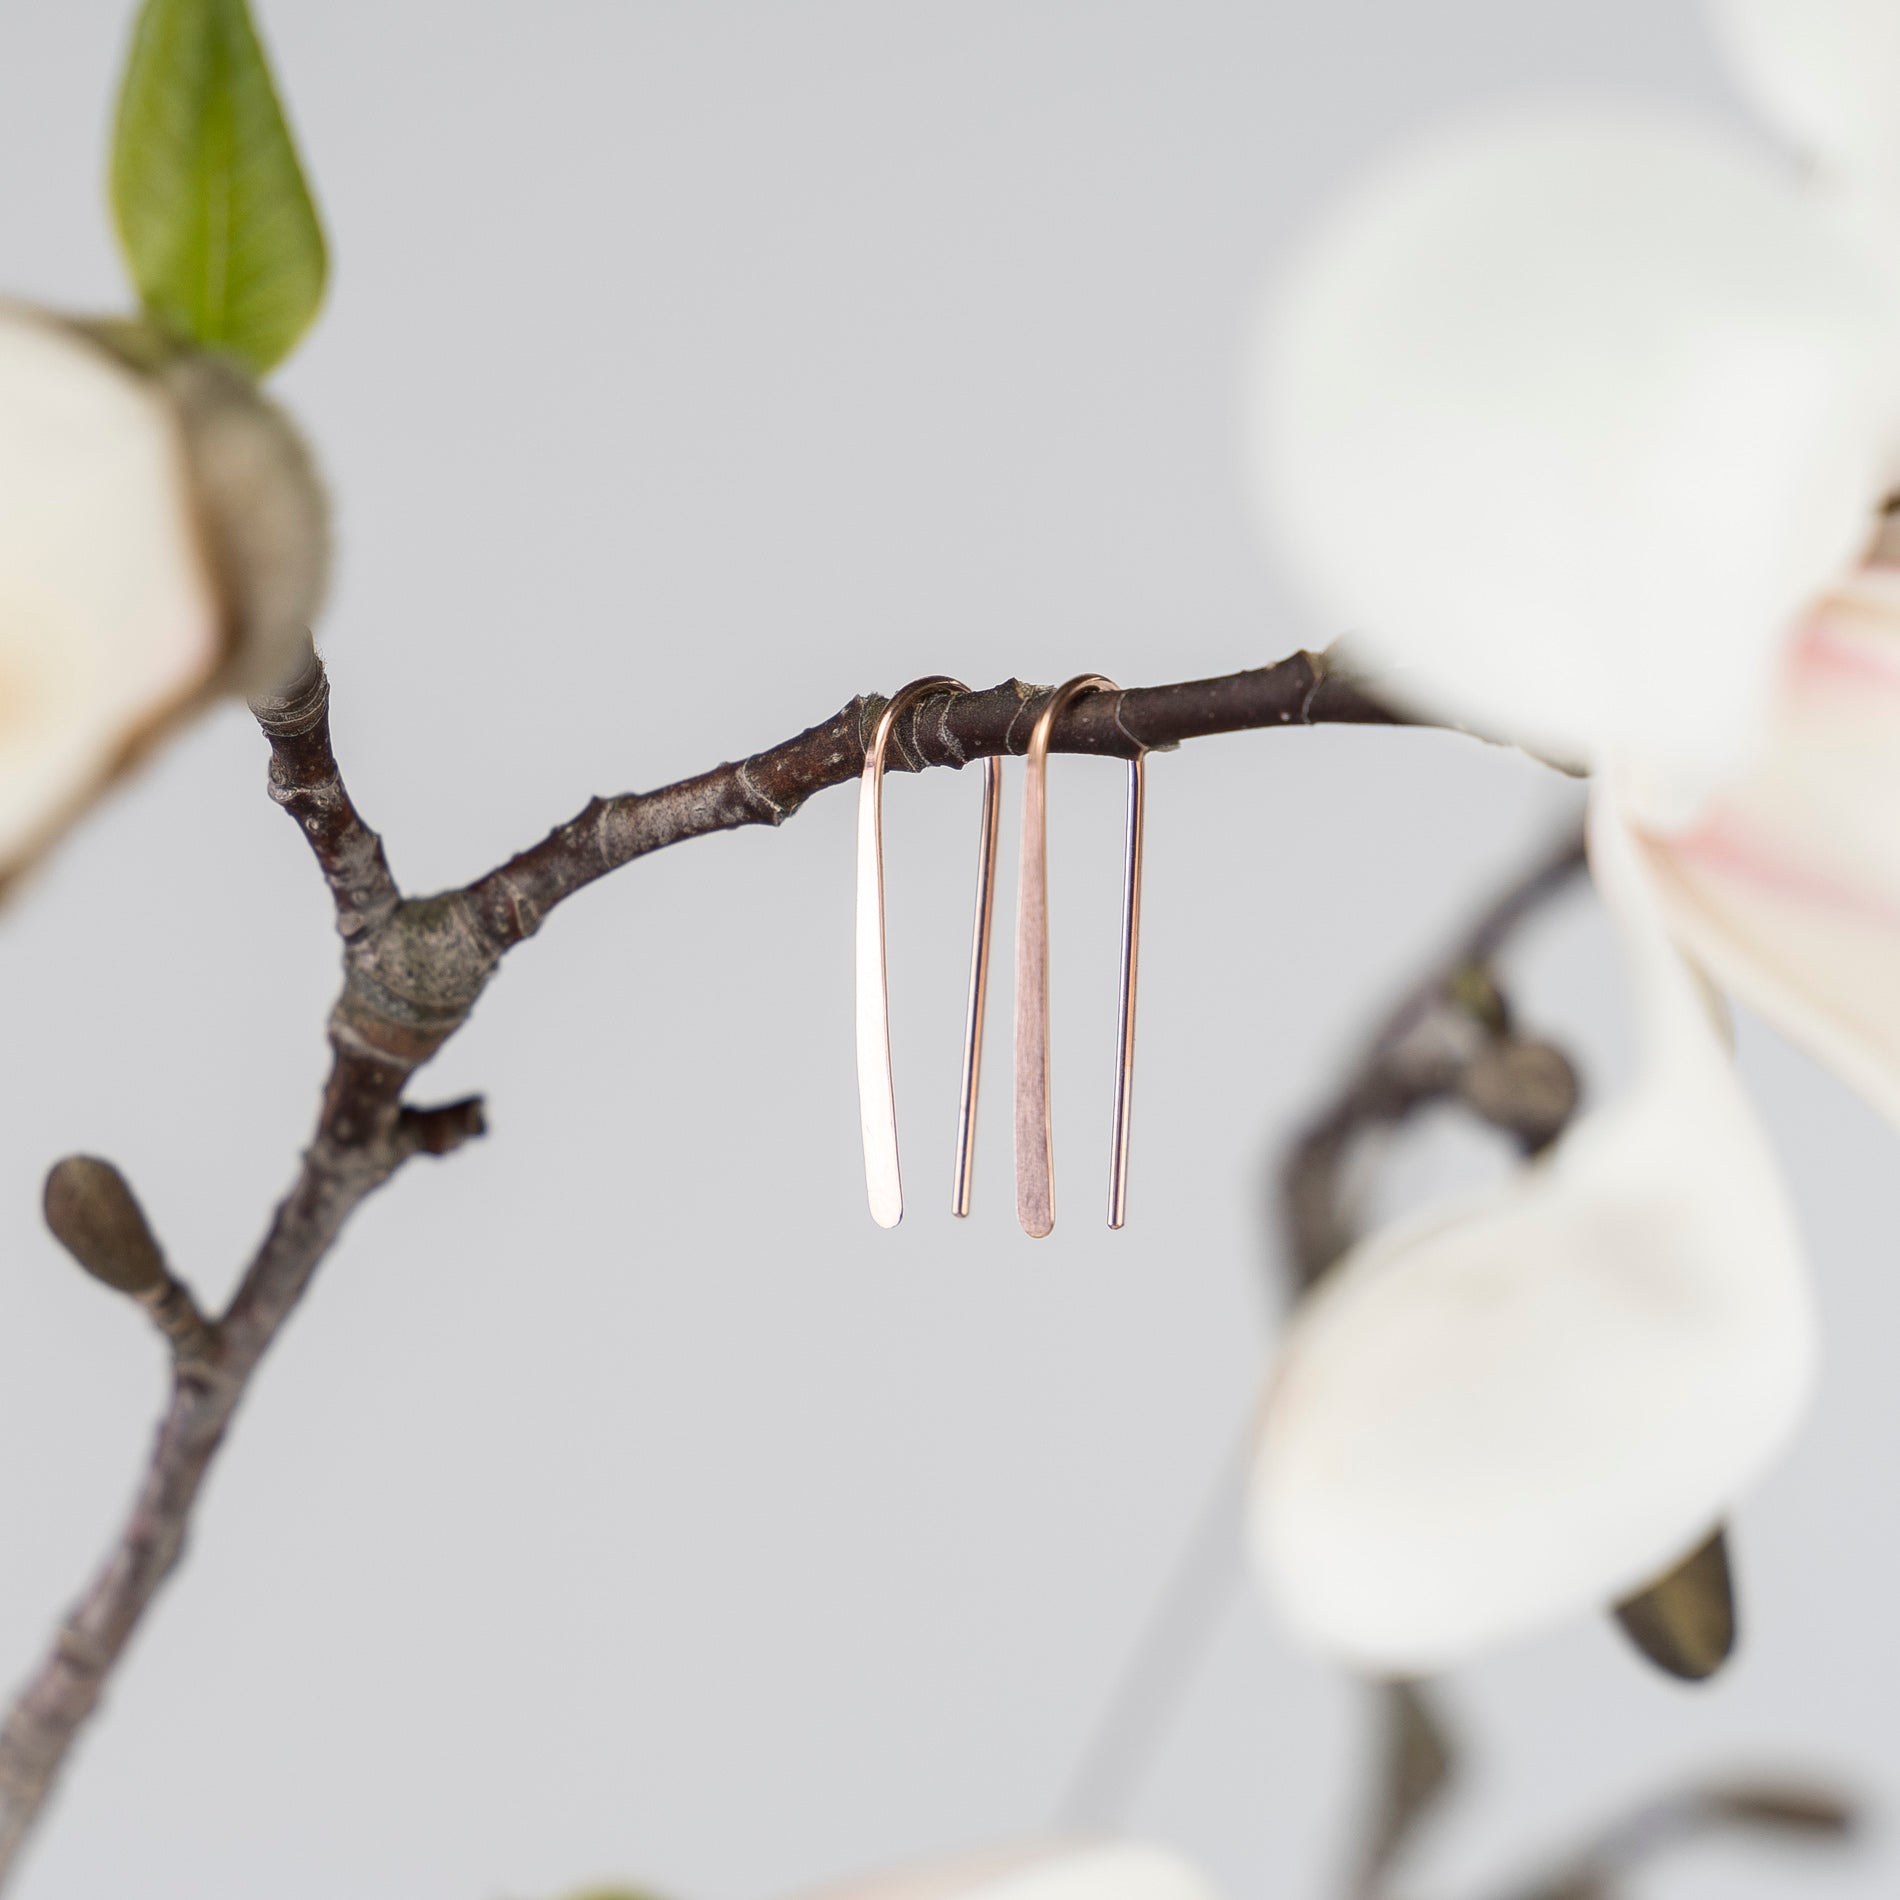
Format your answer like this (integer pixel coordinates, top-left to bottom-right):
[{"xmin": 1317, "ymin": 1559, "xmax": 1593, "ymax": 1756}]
[
  {"xmin": 801, "ymin": 1843, "xmax": 1218, "ymax": 1900},
  {"xmin": 1633, "ymin": 576, "xmax": 1900, "ymax": 1128},
  {"xmin": 1709, "ymin": 0, "xmax": 1900, "ymax": 192},
  {"xmin": 1246, "ymin": 8, "xmax": 1900, "ymax": 1663},
  {"xmin": 0, "ymin": 303, "xmax": 324, "ymax": 888},
  {"xmin": 1250, "ymin": 793, "xmax": 1815, "ymax": 1672},
  {"xmin": 1249, "ymin": 105, "xmax": 1899, "ymax": 787}
]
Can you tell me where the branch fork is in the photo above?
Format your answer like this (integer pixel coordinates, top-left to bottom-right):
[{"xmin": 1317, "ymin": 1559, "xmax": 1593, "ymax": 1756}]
[{"xmin": 0, "ymin": 640, "xmax": 1406, "ymax": 1886}]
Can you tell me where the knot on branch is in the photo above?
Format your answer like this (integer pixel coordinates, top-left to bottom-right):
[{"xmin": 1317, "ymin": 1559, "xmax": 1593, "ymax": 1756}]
[
  {"xmin": 247, "ymin": 639, "xmax": 327, "ymax": 740},
  {"xmin": 252, "ymin": 644, "xmax": 400, "ymax": 939},
  {"xmin": 331, "ymin": 890, "xmax": 501, "ymax": 1075}
]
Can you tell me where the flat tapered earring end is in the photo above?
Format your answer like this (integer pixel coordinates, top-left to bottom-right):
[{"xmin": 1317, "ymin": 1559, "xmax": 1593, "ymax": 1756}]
[
  {"xmin": 1011, "ymin": 674, "xmax": 1145, "ymax": 1240},
  {"xmin": 1017, "ymin": 1180, "xmax": 1055, "ymax": 1239}
]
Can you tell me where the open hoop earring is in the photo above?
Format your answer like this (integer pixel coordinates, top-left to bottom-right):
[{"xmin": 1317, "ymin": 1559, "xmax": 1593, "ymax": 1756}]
[
  {"xmin": 855, "ymin": 677, "xmax": 1003, "ymax": 1228},
  {"xmin": 1013, "ymin": 676, "xmax": 1146, "ymax": 1238}
]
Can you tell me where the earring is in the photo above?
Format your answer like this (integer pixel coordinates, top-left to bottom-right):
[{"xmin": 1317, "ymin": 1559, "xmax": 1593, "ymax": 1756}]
[
  {"xmin": 1013, "ymin": 676, "xmax": 1146, "ymax": 1238},
  {"xmin": 856, "ymin": 676, "xmax": 1003, "ymax": 1228}
]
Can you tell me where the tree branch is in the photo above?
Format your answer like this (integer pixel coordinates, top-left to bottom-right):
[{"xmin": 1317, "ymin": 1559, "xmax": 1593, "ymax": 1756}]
[
  {"xmin": 465, "ymin": 650, "xmax": 1401, "ymax": 949},
  {"xmin": 0, "ymin": 645, "xmax": 1413, "ymax": 1886},
  {"xmin": 250, "ymin": 639, "xmax": 400, "ymax": 943},
  {"xmin": 0, "ymin": 1046, "xmax": 438, "ymax": 1882},
  {"xmin": 1488, "ymin": 1781, "xmax": 1854, "ymax": 1900},
  {"xmin": 0, "ymin": 677, "xmax": 454, "ymax": 1882},
  {"xmin": 1280, "ymin": 825, "xmax": 1587, "ymax": 1293}
]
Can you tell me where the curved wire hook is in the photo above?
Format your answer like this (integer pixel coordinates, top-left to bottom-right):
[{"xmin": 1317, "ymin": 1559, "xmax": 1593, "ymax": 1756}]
[
  {"xmin": 1014, "ymin": 675, "xmax": 1147, "ymax": 1238},
  {"xmin": 855, "ymin": 676, "xmax": 1003, "ymax": 1228}
]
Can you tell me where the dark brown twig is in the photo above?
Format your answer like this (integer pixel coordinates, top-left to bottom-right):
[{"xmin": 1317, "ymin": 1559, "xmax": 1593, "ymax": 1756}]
[
  {"xmin": 466, "ymin": 651, "xmax": 1401, "ymax": 950},
  {"xmin": 0, "ymin": 645, "xmax": 1416, "ymax": 1885},
  {"xmin": 1361, "ymin": 1682, "xmax": 1456, "ymax": 1900},
  {"xmin": 1281, "ymin": 825, "xmax": 1587, "ymax": 1294},
  {"xmin": 250, "ymin": 641, "xmax": 400, "ymax": 942},
  {"xmin": 1483, "ymin": 1780, "xmax": 1855, "ymax": 1900}
]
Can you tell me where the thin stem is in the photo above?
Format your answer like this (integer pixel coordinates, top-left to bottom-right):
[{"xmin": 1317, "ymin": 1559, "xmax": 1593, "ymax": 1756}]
[
  {"xmin": 250, "ymin": 639, "xmax": 400, "ymax": 942},
  {"xmin": 1281, "ymin": 825, "xmax": 1587, "ymax": 1292},
  {"xmin": 464, "ymin": 652, "xmax": 1402, "ymax": 951},
  {"xmin": 1056, "ymin": 1425, "xmax": 1251, "ymax": 1829},
  {"xmin": 1483, "ymin": 1781, "xmax": 1855, "ymax": 1900},
  {"xmin": 0, "ymin": 1052, "xmax": 425, "ymax": 1880}
]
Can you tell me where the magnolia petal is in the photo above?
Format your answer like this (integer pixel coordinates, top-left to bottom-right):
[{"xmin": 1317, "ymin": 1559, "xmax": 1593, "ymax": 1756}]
[
  {"xmin": 1707, "ymin": 0, "xmax": 1900, "ymax": 187},
  {"xmin": 0, "ymin": 305, "xmax": 224, "ymax": 880},
  {"xmin": 1249, "ymin": 108, "xmax": 1897, "ymax": 777},
  {"xmin": 1632, "ymin": 587, "xmax": 1900, "ymax": 1125},
  {"xmin": 1248, "ymin": 792, "xmax": 1815, "ymax": 1673},
  {"xmin": 803, "ymin": 1844, "xmax": 1219, "ymax": 1900}
]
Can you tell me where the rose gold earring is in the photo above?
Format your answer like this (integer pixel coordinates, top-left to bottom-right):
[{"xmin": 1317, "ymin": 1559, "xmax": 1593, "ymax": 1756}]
[
  {"xmin": 1013, "ymin": 676, "xmax": 1146, "ymax": 1239},
  {"xmin": 855, "ymin": 677, "xmax": 1003, "ymax": 1228}
]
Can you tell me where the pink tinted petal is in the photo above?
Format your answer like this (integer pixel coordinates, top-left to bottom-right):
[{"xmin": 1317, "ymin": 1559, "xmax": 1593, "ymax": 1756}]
[
  {"xmin": 1668, "ymin": 814, "xmax": 1900, "ymax": 927},
  {"xmin": 1790, "ymin": 610, "xmax": 1900, "ymax": 693},
  {"xmin": 1636, "ymin": 589, "xmax": 1900, "ymax": 1126}
]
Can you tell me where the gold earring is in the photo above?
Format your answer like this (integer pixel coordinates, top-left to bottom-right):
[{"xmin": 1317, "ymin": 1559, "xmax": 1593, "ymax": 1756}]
[
  {"xmin": 855, "ymin": 677, "xmax": 1003, "ymax": 1228},
  {"xmin": 1013, "ymin": 676, "xmax": 1146, "ymax": 1238}
]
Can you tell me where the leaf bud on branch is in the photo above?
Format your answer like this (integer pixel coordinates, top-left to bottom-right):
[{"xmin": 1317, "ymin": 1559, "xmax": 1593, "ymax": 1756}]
[{"xmin": 41, "ymin": 1155, "xmax": 213, "ymax": 1363}]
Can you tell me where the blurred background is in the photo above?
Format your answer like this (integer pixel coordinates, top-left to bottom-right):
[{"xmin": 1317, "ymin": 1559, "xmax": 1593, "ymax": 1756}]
[{"xmin": 0, "ymin": 2, "xmax": 1895, "ymax": 1896}]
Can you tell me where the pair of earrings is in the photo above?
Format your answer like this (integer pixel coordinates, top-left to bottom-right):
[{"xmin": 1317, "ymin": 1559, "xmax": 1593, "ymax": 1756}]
[{"xmin": 855, "ymin": 675, "xmax": 1146, "ymax": 1237}]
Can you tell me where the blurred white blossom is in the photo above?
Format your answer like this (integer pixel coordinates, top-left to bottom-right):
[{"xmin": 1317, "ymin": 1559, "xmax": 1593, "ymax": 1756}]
[
  {"xmin": 0, "ymin": 304, "xmax": 323, "ymax": 887},
  {"xmin": 1632, "ymin": 574, "xmax": 1900, "ymax": 1126},
  {"xmin": 1251, "ymin": 793, "xmax": 1814, "ymax": 1672},
  {"xmin": 1250, "ymin": 107, "xmax": 1899, "ymax": 785},
  {"xmin": 803, "ymin": 1843, "xmax": 1218, "ymax": 1900},
  {"xmin": 1246, "ymin": 3, "xmax": 1900, "ymax": 1665},
  {"xmin": 1709, "ymin": 0, "xmax": 1900, "ymax": 191}
]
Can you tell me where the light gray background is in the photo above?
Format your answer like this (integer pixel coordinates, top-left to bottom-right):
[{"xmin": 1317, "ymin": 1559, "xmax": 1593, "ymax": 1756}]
[{"xmin": 0, "ymin": 3, "xmax": 1894, "ymax": 1897}]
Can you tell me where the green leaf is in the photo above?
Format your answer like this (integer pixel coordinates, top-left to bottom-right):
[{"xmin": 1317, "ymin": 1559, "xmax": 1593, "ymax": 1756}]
[{"xmin": 110, "ymin": 0, "xmax": 327, "ymax": 375}]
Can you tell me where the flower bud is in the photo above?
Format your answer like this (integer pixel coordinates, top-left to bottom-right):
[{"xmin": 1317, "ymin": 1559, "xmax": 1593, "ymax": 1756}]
[
  {"xmin": 42, "ymin": 1155, "xmax": 166, "ymax": 1297},
  {"xmin": 0, "ymin": 303, "xmax": 328, "ymax": 887},
  {"xmin": 1458, "ymin": 1036, "xmax": 1580, "ymax": 1152},
  {"xmin": 158, "ymin": 348, "xmax": 329, "ymax": 696}
]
